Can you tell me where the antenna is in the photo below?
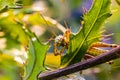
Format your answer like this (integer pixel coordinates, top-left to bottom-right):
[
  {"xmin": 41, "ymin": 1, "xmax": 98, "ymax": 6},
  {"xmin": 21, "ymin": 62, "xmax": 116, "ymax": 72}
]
[
  {"xmin": 39, "ymin": 13, "xmax": 57, "ymax": 37},
  {"xmin": 64, "ymin": 20, "xmax": 70, "ymax": 30}
]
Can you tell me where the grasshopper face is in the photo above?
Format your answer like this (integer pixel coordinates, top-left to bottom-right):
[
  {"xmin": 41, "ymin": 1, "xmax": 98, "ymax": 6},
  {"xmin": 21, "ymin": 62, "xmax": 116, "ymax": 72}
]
[{"xmin": 54, "ymin": 29, "xmax": 70, "ymax": 56}]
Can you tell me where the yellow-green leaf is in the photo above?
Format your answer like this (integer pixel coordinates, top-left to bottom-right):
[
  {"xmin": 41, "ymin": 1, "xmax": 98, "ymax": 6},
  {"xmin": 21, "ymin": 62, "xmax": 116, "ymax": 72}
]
[
  {"xmin": 23, "ymin": 27, "xmax": 49, "ymax": 80},
  {"xmin": 61, "ymin": 0, "xmax": 111, "ymax": 67}
]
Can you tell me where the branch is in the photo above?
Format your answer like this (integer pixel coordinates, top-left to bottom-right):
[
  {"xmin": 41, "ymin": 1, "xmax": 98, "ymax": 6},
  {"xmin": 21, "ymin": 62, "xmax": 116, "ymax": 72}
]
[{"xmin": 38, "ymin": 46, "xmax": 120, "ymax": 80}]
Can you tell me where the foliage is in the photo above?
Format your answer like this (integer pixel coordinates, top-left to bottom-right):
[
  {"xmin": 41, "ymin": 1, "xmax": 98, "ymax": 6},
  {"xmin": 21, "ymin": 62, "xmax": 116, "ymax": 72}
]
[
  {"xmin": 23, "ymin": 27, "xmax": 49, "ymax": 80},
  {"xmin": 0, "ymin": 0, "xmax": 21, "ymax": 11},
  {"xmin": 0, "ymin": 54, "xmax": 22, "ymax": 80},
  {"xmin": 0, "ymin": 0, "xmax": 120, "ymax": 80},
  {"xmin": 0, "ymin": 11, "xmax": 28, "ymax": 46},
  {"xmin": 61, "ymin": 0, "xmax": 111, "ymax": 67},
  {"xmin": 116, "ymin": 0, "xmax": 120, "ymax": 5}
]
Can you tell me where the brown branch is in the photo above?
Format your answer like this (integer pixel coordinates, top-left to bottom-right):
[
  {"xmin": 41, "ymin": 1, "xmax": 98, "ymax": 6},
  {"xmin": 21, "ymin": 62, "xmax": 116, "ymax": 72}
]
[{"xmin": 38, "ymin": 46, "xmax": 120, "ymax": 80}]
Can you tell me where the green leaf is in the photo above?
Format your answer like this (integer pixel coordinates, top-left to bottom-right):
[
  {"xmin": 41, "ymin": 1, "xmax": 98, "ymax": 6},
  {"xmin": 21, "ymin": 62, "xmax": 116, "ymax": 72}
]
[
  {"xmin": 26, "ymin": 13, "xmax": 65, "ymax": 32},
  {"xmin": 0, "ymin": 0, "xmax": 20, "ymax": 11},
  {"xmin": 0, "ymin": 11, "xmax": 28, "ymax": 46},
  {"xmin": 23, "ymin": 28, "xmax": 49, "ymax": 80},
  {"xmin": 0, "ymin": 54, "xmax": 23, "ymax": 80},
  {"xmin": 22, "ymin": 0, "xmax": 33, "ymax": 6},
  {"xmin": 61, "ymin": 0, "xmax": 111, "ymax": 67},
  {"xmin": 0, "ymin": 32, "xmax": 20, "ymax": 49},
  {"xmin": 116, "ymin": 0, "xmax": 120, "ymax": 5}
]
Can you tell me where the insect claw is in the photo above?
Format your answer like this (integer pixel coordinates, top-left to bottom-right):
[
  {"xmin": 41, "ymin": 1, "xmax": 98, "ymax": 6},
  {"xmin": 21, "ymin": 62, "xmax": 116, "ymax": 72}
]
[
  {"xmin": 110, "ymin": 44, "xmax": 118, "ymax": 48},
  {"xmin": 106, "ymin": 60, "xmax": 114, "ymax": 64},
  {"xmin": 54, "ymin": 53, "xmax": 59, "ymax": 56}
]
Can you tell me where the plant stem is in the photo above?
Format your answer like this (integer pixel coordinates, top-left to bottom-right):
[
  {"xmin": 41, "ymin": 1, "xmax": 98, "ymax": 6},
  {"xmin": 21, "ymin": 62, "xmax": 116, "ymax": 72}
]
[{"xmin": 38, "ymin": 46, "xmax": 120, "ymax": 80}]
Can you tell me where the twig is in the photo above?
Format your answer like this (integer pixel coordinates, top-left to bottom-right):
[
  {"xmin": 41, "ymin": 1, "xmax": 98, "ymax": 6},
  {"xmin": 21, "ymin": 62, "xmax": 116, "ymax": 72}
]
[{"xmin": 38, "ymin": 46, "xmax": 120, "ymax": 80}]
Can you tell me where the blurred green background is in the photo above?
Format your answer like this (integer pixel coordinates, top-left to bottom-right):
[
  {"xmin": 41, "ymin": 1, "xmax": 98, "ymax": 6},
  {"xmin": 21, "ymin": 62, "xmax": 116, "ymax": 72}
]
[{"xmin": 0, "ymin": 0, "xmax": 120, "ymax": 80}]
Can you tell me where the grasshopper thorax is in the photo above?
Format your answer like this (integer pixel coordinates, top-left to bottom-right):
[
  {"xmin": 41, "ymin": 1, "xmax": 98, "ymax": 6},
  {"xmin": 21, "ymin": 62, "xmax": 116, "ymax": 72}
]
[
  {"xmin": 55, "ymin": 35, "xmax": 63, "ymax": 43},
  {"xmin": 54, "ymin": 29, "xmax": 70, "ymax": 56},
  {"xmin": 54, "ymin": 35, "xmax": 66, "ymax": 47}
]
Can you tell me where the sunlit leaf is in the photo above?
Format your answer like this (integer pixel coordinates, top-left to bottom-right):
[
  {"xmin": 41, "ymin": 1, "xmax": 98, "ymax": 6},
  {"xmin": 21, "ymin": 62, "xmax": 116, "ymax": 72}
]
[
  {"xmin": 61, "ymin": 0, "xmax": 111, "ymax": 67},
  {"xmin": 45, "ymin": 53, "xmax": 60, "ymax": 68},
  {"xmin": 22, "ymin": 13, "xmax": 66, "ymax": 33},
  {"xmin": 0, "ymin": 11, "xmax": 28, "ymax": 46},
  {"xmin": 23, "ymin": 27, "xmax": 49, "ymax": 80},
  {"xmin": 22, "ymin": 0, "xmax": 33, "ymax": 6},
  {"xmin": 0, "ymin": 54, "xmax": 23, "ymax": 80},
  {"xmin": 116, "ymin": 0, "xmax": 120, "ymax": 5},
  {"xmin": 0, "ymin": 0, "xmax": 21, "ymax": 11}
]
